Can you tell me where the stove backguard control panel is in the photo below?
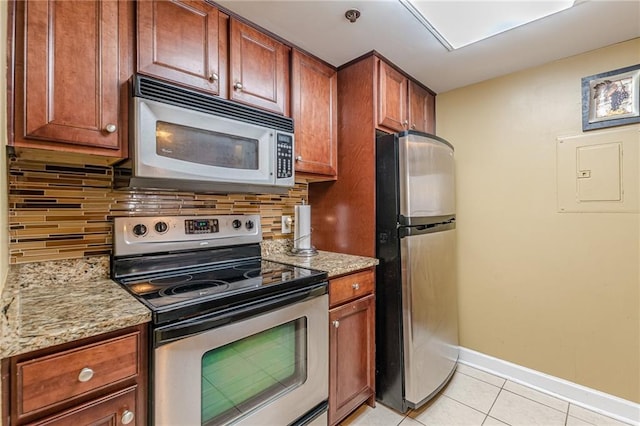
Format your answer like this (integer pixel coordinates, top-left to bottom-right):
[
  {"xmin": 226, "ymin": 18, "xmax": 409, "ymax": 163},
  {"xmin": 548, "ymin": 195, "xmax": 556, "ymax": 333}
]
[
  {"xmin": 113, "ymin": 215, "xmax": 262, "ymax": 257},
  {"xmin": 185, "ymin": 218, "xmax": 219, "ymax": 234}
]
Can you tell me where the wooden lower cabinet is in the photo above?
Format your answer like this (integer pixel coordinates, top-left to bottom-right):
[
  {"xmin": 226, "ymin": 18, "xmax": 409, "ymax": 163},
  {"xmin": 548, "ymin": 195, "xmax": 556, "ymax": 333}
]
[
  {"xmin": 328, "ymin": 270, "xmax": 375, "ymax": 425},
  {"xmin": 3, "ymin": 325, "xmax": 147, "ymax": 426}
]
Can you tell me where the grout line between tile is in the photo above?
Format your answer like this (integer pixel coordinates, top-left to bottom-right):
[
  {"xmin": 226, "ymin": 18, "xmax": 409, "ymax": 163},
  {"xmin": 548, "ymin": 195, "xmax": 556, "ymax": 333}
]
[
  {"xmin": 457, "ymin": 368, "xmax": 507, "ymax": 388},
  {"xmin": 438, "ymin": 393, "xmax": 493, "ymax": 418},
  {"xmin": 501, "ymin": 388, "xmax": 569, "ymax": 415},
  {"xmin": 487, "ymin": 387, "xmax": 503, "ymax": 417}
]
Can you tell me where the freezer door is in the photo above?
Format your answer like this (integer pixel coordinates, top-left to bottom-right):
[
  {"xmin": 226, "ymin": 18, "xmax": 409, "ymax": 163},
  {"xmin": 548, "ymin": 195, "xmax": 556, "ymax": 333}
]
[
  {"xmin": 401, "ymin": 227, "xmax": 458, "ymax": 406},
  {"xmin": 399, "ymin": 133, "xmax": 455, "ymax": 220}
]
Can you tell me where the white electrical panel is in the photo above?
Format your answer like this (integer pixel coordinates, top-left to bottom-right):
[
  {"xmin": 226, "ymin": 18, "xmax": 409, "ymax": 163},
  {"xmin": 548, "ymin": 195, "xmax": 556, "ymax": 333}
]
[
  {"xmin": 557, "ymin": 127, "xmax": 639, "ymax": 213},
  {"xmin": 576, "ymin": 142, "xmax": 621, "ymax": 202}
]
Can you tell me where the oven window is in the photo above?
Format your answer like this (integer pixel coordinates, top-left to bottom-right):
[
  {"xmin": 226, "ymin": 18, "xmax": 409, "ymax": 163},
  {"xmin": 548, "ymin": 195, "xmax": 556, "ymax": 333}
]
[
  {"xmin": 156, "ymin": 121, "xmax": 259, "ymax": 170},
  {"xmin": 201, "ymin": 318, "xmax": 307, "ymax": 425}
]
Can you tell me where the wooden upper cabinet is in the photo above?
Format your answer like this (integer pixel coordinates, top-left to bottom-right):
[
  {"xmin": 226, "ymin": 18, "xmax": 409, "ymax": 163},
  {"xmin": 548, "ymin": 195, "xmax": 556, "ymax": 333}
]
[
  {"xmin": 291, "ymin": 50, "xmax": 338, "ymax": 179},
  {"xmin": 12, "ymin": 0, "xmax": 133, "ymax": 161},
  {"xmin": 137, "ymin": 0, "xmax": 228, "ymax": 97},
  {"xmin": 377, "ymin": 60, "xmax": 408, "ymax": 132},
  {"xmin": 408, "ymin": 81, "xmax": 435, "ymax": 134},
  {"xmin": 376, "ymin": 59, "xmax": 436, "ymax": 134},
  {"xmin": 229, "ymin": 18, "xmax": 290, "ymax": 116}
]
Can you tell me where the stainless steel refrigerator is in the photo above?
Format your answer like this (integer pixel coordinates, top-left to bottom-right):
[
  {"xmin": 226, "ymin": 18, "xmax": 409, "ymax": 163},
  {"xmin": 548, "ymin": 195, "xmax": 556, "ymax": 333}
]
[{"xmin": 375, "ymin": 130, "xmax": 459, "ymax": 413}]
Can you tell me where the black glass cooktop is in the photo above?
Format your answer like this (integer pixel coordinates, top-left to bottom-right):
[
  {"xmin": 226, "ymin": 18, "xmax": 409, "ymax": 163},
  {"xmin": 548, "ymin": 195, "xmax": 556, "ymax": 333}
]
[{"xmin": 118, "ymin": 259, "xmax": 327, "ymax": 325}]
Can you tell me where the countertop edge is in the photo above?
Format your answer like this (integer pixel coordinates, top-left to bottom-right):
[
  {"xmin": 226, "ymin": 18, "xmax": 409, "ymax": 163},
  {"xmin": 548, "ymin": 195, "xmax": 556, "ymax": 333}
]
[{"xmin": 263, "ymin": 250, "xmax": 379, "ymax": 278}]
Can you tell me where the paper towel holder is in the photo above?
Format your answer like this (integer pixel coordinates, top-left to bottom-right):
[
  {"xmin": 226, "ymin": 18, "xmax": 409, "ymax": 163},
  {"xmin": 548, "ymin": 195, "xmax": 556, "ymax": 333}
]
[
  {"xmin": 290, "ymin": 245, "xmax": 318, "ymax": 257},
  {"xmin": 291, "ymin": 201, "xmax": 318, "ymax": 257}
]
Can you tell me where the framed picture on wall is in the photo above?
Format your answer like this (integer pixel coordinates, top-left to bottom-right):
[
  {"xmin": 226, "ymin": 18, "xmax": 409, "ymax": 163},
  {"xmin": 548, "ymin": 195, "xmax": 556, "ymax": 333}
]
[{"xmin": 581, "ymin": 64, "xmax": 640, "ymax": 131}]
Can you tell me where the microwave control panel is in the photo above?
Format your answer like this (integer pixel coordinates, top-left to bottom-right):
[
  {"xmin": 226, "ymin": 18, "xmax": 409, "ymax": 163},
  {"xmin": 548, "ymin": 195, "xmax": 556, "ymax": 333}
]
[{"xmin": 276, "ymin": 133, "xmax": 293, "ymax": 179}]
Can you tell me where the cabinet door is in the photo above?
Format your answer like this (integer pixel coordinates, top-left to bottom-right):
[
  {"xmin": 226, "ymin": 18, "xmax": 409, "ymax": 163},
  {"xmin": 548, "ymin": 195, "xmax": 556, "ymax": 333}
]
[
  {"xmin": 229, "ymin": 19, "xmax": 290, "ymax": 115},
  {"xmin": 16, "ymin": 0, "xmax": 130, "ymax": 154},
  {"xmin": 329, "ymin": 294, "xmax": 375, "ymax": 425},
  {"xmin": 29, "ymin": 386, "xmax": 137, "ymax": 426},
  {"xmin": 408, "ymin": 81, "xmax": 435, "ymax": 134},
  {"xmin": 291, "ymin": 50, "xmax": 337, "ymax": 178},
  {"xmin": 137, "ymin": 0, "xmax": 227, "ymax": 97},
  {"xmin": 377, "ymin": 60, "xmax": 407, "ymax": 132}
]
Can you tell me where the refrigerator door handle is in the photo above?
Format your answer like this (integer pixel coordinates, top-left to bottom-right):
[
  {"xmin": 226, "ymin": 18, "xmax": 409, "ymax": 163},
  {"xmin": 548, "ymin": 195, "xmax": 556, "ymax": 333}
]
[
  {"xmin": 399, "ymin": 214, "xmax": 455, "ymax": 227},
  {"xmin": 399, "ymin": 220, "xmax": 456, "ymax": 238}
]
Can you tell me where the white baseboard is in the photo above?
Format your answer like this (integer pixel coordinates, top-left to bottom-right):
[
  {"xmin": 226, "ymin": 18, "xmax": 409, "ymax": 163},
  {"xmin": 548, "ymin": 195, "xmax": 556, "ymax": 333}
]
[{"xmin": 458, "ymin": 347, "xmax": 640, "ymax": 426}]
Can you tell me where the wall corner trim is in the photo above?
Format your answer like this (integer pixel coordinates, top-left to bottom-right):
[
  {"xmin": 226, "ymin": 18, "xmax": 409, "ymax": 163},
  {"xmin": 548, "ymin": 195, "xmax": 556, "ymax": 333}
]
[{"xmin": 458, "ymin": 347, "xmax": 640, "ymax": 425}]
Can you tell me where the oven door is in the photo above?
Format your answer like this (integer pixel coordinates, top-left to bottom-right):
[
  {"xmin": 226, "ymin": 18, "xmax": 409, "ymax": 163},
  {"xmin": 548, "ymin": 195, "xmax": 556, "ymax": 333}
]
[
  {"xmin": 153, "ymin": 293, "xmax": 328, "ymax": 426},
  {"xmin": 134, "ymin": 97, "xmax": 279, "ymax": 186}
]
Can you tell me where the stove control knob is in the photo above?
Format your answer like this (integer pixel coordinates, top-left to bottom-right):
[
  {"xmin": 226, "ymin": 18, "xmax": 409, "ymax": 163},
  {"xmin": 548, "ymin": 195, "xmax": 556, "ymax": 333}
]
[
  {"xmin": 155, "ymin": 221, "xmax": 168, "ymax": 234},
  {"xmin": 245, "ymin": 220, "xmax": 255, "ymax": 230},
  {"xmin": 132, "ymin": 224, "xmax": 147, "ymax": 237},
  {"xmin": 232, "ymin": 219, "xmax": 242, "ymax": 229}
]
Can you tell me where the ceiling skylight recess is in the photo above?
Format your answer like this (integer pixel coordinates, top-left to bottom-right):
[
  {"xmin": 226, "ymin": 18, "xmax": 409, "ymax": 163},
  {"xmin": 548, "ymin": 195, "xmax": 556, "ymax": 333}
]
[{"xmin": 399, "ymin": 0, "xmax": 576, "ymax": 51}]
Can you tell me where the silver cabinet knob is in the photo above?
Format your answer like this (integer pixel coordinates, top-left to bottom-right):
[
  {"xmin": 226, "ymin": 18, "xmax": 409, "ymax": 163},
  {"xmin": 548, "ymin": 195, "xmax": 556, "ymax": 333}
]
[
  {"xmin": 411, "ymin": 124, "xmax": 416, "ymax": 130},
  {"xmin": 121, "ymin": 410, "xmax": 135, "ymax": 425},
  {"xmin": 332, "ymin": 320, "xmax": 340, "ymax": 328},
  {"xmin": 352, "ymin": 283, "xmax": 360, "ymax": 290},
  {"xmin": 402, "ymin": 120, "xmax": 408, "ymax": 128},
  {"xmin": 209, "ymin": 72, "xmax": 219, "ymax": 82},
  {"xmin": 295, "ymin": 155, "xmax": 303, "ymax": 162},
  {"xmin": 105, "ymin": 123, "xmax": 117, "ymax": 133},
  {"xmin": 78, "ymin": 367, "xmax": 94, "ymax": 382},
  {"xmin": 234, "ymin": 82, "xmax": 243, "ymax": 91}
]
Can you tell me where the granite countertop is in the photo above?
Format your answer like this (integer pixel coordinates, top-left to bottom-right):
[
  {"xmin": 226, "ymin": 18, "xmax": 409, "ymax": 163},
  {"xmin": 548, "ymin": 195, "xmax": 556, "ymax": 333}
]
[
  {"xmin": 261, "ymin": 240, "xmax": 379, "ymax": 277},
  {"xmin": 0, "ymin": 256, "xmax": 151, "ymax": 360},
  {"xmin": 0, "ymin": 241, "xmax": 378, "ymax": 360}
]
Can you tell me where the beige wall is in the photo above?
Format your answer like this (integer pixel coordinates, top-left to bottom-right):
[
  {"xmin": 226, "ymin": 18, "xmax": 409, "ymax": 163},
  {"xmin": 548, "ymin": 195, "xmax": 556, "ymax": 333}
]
[
  {"xmin": 437, "ymin": 39, "xmax": 640, "ymax": 403},
  {"xmin": 1, "ymin": 0, "xmax": 8, "ymax": 293}
]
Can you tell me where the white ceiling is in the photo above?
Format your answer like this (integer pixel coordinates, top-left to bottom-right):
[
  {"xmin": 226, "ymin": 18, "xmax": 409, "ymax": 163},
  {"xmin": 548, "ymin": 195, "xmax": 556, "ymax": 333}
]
[{"xmin": 216, "ymin": 0, "xmax": 640, "ymax": 93}]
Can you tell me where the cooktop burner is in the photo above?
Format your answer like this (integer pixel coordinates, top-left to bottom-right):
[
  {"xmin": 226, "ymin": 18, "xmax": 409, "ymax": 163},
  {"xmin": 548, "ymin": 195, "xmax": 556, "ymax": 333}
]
[{"xmin": 118, "ymin": 259, "xmax": 325, "ymax": 323}]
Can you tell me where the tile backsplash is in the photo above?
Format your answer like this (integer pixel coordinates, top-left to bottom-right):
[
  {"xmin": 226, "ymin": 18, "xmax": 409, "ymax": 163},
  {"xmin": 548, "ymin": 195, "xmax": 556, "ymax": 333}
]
[{"xmin": 9, "ymin": 159, "xmax": 307, "ymax": 264}]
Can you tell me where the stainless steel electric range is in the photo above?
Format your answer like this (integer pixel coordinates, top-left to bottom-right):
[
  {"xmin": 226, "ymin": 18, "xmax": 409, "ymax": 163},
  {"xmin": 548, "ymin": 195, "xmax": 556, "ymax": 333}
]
[{"xmin": 111, "ymin": 215, "xmax": 329, "ymax": 426}]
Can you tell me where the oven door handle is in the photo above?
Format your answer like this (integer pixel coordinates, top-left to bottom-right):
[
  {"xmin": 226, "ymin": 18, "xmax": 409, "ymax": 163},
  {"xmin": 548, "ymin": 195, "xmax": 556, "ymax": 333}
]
[{"xmin": 154, "ymin": 282, "xmax": 328, "ymax": 347}]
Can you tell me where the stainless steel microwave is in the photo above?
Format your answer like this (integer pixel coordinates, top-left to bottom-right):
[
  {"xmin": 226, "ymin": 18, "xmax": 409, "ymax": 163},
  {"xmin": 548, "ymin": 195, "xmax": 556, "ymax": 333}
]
[{"xmin": 114, "ymin": 75, "xmax": 295, "ymax": 194}]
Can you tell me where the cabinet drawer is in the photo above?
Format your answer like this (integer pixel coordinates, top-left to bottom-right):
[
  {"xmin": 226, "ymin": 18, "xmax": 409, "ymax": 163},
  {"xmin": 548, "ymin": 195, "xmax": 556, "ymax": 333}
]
[
  {"xmin": 329, "ymin": 270, "xmax": 375, "ymax": 308},
  {"xmin": 27, "ymin": 386, "xmax": 137, "ymax": 426},
  {"xmin": 17, "ymin": 332, "xmax": 139, "ymax": 416}
]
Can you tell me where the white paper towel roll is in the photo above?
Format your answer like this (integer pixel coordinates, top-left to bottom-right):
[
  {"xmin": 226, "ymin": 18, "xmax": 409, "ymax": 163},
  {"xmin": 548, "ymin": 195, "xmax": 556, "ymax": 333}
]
[{"xmin": 294, "ymin": 204, "xmax": 312, "ymax": 250}]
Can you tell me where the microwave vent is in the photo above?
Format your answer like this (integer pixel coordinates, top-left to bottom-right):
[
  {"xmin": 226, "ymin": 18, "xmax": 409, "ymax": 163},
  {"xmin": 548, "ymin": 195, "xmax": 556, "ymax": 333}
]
[{"xmin": 133, "ymin": 75, "xmax": 294, "ymax": 133}]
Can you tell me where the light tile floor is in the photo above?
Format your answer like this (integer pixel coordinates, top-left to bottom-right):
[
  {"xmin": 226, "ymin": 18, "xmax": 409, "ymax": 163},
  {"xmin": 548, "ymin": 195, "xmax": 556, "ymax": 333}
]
[{"xmin": 339, "ymin": 364, "xmax": 632, "ymax": 426}]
